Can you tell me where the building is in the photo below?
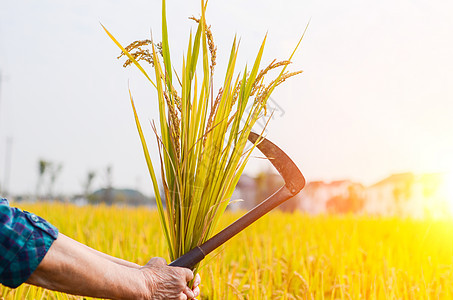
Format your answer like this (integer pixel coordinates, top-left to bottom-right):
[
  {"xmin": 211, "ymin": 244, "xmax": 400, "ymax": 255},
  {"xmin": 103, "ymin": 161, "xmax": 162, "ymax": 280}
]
[
  {"xmin": 234, "ymin": 172, "xmax": 453, "ymax": 218},
  {"xmin": 298, "ymin": 180, "xmax": 365, "ymax": 214}
]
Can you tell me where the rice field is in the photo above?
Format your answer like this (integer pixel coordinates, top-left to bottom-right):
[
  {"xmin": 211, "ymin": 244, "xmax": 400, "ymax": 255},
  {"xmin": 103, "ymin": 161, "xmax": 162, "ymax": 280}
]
[{"xmin": 2, "ymin": 202, "xmax": 453, "ymax": 299}]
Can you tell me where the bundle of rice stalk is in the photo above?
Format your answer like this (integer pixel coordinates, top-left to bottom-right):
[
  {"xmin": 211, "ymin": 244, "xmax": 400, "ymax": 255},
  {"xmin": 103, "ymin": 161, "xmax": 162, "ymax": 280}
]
[{"xmin": 103, "ymin": 0, "xmax": 304, "ymax": 274}]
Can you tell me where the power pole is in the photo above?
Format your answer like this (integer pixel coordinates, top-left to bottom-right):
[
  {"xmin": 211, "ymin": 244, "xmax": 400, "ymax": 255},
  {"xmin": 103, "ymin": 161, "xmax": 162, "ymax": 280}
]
[
  {"xmin": 0, "ymin": 70, "xmax": 4, "ymax": 126},
  {"xmin": 0, "ymin": 70, "xmax": 10, "ymax": 196},
  {"xmin": 0, "ymin": 70, "xmax": 3, "ymax": 117},
  {"xmin": 3, "ymin": 137, "xmax": 12, "ymax": 197},
  {"xmin": 0, "ymin": 71, "xmax": 3, "ymax": 195}
]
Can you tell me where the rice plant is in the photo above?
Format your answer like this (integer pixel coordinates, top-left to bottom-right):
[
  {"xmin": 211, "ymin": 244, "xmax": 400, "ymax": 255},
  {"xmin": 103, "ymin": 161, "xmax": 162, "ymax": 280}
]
[
  {"xmin": 102, "ymin": 0, "xmax": 304, "ymax": 274},
  {"xmin": 3, "ymin": 203, "xmax": 453, "ymax": 299}
]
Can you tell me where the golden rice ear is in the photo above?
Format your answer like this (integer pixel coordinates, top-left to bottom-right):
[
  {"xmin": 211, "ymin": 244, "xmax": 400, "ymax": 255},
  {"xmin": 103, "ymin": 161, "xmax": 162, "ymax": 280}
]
[
  {"xmin": 117, "ymin": 40, "xmax": 155, "ymax": 68},
  {"xmin": 102, "ymin": 23, "xmax": 157, "ymax": 89}
]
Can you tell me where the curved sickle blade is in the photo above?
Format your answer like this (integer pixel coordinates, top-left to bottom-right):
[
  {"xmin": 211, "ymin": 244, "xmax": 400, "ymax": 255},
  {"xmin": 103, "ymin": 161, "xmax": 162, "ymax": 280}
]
[
  {"xmin": 169, "ymin": 132, "xmax": 305, "ymax": 269},
  {"xmin": 248, "ymin": 132, "xmax": 305, "ymax": 195}
]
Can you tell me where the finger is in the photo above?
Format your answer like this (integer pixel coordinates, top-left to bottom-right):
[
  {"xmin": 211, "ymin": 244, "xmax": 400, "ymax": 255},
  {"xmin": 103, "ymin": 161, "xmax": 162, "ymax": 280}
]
[
  {"xmin": 180, "ymin": 267, "xmax": 194, "ymax": 282},
  {"xmin": 193, "ymin": 274, "xmax": 201, "ymax": 287},
  {"xmin": 183, "ymin": 286, "xmax": 195, "ymax": 299},
  {"xmin": 147, "ymin": 257, "xmax": 167, "ymax": 266},
  {"xmin": 179, "ymin": 293, "xmax": 188, "ymax": 300},
  {"xmin": 193, "ymin": 286, "xmax": 200, "ymax": 298}
]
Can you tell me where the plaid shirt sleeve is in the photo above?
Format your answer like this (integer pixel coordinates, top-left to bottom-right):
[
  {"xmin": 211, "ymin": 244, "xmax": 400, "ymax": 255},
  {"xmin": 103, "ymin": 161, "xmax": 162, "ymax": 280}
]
[{"xmin": 0, "ymin": 198, "xmax": 58, "ymax": 288}]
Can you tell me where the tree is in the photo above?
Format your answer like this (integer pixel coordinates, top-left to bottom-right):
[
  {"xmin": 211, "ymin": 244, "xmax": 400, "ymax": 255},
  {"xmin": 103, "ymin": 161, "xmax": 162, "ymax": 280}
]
[
  {"xmin": 103, "ymin": 165, "xmax": 114, "ymax": 205},
  {"xmin": 47, "ymin": 163, "xmax": 63, "ymax": 200},
  {"xmin": 36, "ymin": 159, "xmax": 50, "ymax": 201},
  {"xmin": 83, "ymin": 171, "xmax": 96, "ymax": 204},
  {"xmin": 326, "ymin": 185, "xmax": 364, "ymax": 214},
  {"xmin": 35, "ymin": 159, "xmax": 63, "ymax": 201}
]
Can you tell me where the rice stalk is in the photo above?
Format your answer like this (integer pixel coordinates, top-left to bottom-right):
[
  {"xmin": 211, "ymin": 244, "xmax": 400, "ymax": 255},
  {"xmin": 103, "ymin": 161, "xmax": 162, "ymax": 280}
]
[{"xmin": 103, "ymin": 0, "xmax": 304, "ymax": 275}]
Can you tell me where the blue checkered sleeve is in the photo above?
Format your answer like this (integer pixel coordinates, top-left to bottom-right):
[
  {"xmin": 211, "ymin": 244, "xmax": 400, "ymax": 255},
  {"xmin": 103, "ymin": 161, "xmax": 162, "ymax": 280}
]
[{"xmin": 0, "ymin": 198, "xmax": 58, "ymax": 288}]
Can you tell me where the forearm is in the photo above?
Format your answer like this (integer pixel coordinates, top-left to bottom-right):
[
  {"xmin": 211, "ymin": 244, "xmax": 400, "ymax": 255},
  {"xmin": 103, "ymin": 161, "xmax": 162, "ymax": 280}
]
[
  {"xmin": 26, "ymin": 233, "xmax": 145, "ymax": 299},
  {"xmin": 69, "ymin": 236, "xmax": 140, "ymax": 269}
]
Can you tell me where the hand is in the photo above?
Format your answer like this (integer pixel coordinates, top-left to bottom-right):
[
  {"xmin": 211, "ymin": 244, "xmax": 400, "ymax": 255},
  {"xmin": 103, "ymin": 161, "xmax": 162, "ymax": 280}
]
[
  {"xmin": 26, "ymin": 234, "xmax": 200, "ymax": 300},
  {"xmin": 140, "ymin": 257, "xmax": 201, "ymax": 300}
]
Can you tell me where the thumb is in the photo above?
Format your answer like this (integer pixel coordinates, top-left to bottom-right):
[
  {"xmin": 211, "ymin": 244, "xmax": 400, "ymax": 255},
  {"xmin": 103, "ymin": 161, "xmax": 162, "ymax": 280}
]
[{"xmin": 146, "ymin": 257, "xmax": 167, "ymax": 267}]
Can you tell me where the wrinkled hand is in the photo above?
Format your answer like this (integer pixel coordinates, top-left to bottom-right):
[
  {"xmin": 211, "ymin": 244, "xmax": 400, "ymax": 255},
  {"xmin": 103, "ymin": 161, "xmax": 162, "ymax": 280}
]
[{"xmin": 140, "ymin": 257, "xmax": 201, "ymax": 300}]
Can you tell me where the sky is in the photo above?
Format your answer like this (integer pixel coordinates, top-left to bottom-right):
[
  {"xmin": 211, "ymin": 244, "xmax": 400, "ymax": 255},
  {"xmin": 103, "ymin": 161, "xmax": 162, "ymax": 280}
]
[{"xmin": 0, "ymin": 0, "xmax": 452, "ymax": 197}]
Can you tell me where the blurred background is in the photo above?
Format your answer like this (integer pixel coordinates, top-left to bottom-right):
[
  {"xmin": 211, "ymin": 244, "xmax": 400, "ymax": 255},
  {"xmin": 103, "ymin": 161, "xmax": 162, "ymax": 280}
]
[{"xmin": 0, "ymin": 0, "xmax": 452, "ymax": 217}]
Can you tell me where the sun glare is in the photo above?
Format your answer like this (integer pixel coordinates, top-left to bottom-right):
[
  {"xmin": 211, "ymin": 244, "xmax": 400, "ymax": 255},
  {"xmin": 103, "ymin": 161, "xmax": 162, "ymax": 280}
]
[
  {"xmin": 445, "ymin": 172, "xmax": 453, "ymax": 198},
  {"xmin": 442, "ymin": 172, "xmax": 453, "ymax": 214}
]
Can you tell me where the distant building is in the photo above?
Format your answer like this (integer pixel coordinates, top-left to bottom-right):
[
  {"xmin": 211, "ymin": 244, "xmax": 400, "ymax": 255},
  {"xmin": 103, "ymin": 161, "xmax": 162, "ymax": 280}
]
[
  {"xmin": 233, "ymin": 171, "xmax": 453, "ymax": 218},
  {"xmin": 229, "ymin": 174, "xmax": 257, "ymax": 211},
  {"xmin": 364, "ymin": 173, "xmax": 449, "ymax": 218},
  {"xmin": 297, "ymin": 180, "xmax": 365, "ymax": 214},
  {"xmin": 90, "ymin": 188, "xmax": 155, "ymax": 206},
  {"xmin": 363, "ymin": 173, "xmax": 415, "ymax": 216}
]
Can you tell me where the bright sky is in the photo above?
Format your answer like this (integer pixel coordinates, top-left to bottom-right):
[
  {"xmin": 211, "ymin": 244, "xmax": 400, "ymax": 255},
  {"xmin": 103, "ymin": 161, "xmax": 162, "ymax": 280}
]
[{"xmin": 0, "ymin": 0, "xmax": 452, "ymax": 196}]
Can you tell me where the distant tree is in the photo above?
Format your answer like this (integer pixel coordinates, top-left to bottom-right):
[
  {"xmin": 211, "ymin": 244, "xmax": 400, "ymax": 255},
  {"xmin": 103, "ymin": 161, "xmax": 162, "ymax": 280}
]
[
  {"xmin": 326, "ymin": 185, "xmax": 364, "ymax": 214},
  {"xmin": 47, "ymin": 163, "xmax": 63, "ymax": 200},
  {"xmin": 103, "ymin": 165, "xmax": 114, "ymax": 205},
  {"xmin": 36, "ymin": 159, "xmax": 50, "ymax": 201},
  {"xmin": 83, "ymin": 171, "xmax": 96, "ymax": 203},
  {"xmin": 90, "ymin": 188, "xmax": 150, "ymax": 206}
]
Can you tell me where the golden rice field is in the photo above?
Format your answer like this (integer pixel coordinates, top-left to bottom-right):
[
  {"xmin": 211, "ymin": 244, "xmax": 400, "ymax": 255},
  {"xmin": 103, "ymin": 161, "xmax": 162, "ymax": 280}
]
[{"xmin": 2, "ymin": 202, "xmax": 453, "ymax": 299}]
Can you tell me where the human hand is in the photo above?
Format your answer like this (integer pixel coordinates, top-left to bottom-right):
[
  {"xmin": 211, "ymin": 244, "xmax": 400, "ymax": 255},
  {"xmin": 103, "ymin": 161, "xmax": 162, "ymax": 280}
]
[{"xmin": 139, "ymin": 257, "xmax": 201, "ymax": 300}]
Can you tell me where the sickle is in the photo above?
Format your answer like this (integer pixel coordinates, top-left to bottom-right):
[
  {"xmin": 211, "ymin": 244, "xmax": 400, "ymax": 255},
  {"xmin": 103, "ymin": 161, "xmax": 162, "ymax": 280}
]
[{"xmin": 169, "ymin": 132, "xmax": 305, "ymax": 269}]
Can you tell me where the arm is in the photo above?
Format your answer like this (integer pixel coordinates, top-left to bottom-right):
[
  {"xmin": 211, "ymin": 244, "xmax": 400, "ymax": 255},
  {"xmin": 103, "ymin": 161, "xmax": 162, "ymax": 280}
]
[
  {"xmin": 67, "ymin": 236, "xmax": 140, "ymax": 269},
  {"xmin": 26, "ymin": 233, "xmax": 200, "ymax": 300}
]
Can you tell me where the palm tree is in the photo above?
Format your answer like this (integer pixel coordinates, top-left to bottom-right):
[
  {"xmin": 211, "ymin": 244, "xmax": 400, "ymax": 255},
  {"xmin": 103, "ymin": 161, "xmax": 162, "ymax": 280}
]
[
  {"xmin": 47, "ymin": 163, "xmax": 63, "ymax": 200},
  {"xmin": 83, "ymin": 170, "xmax": 96, "ymax": 203},
  {"xmin": 36, "ymin": 159, "xmax": 49, "ymax": 201}
]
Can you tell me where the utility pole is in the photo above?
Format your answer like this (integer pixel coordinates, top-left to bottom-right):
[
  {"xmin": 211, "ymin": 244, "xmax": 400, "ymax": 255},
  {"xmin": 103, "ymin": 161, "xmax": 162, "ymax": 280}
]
[
  {"xmin": 3, "ymin": 137, "xmax": 12, "ymax": 197},
  {"xmin": 0, "ymin": 70, "xmax": 4, "ymax": 126},
  {"xmin": 0, "ymin": 70, "xmax": 10, "ymax": 196},
  {"xmin": 0, "ymin": 70, "xmax": 3, "ymax": 118},
  {"xmin": 0, "ymin": 71, "xmax": 3, "ymax": 195}
]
